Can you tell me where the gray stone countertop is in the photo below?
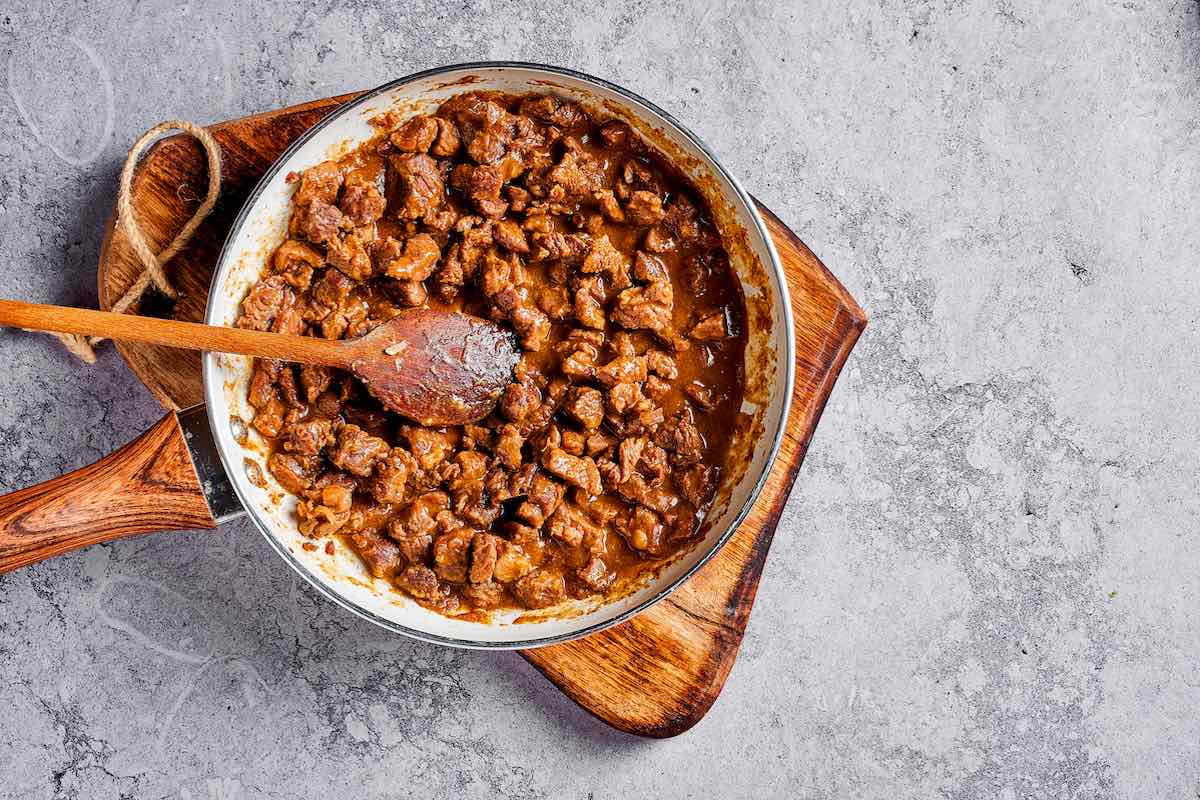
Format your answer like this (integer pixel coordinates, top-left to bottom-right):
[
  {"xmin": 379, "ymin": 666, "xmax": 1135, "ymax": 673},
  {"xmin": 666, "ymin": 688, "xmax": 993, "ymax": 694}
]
[{"xmin": 2, "ymin": 2, "xmax": 1198, "ymax": 798}]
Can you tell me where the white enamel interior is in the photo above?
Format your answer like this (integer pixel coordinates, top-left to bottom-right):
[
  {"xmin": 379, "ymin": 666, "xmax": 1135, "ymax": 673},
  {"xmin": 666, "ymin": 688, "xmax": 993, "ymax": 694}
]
[{"xmin": 203, "ymin": 64, "xmax": 793, "ymax": 649}]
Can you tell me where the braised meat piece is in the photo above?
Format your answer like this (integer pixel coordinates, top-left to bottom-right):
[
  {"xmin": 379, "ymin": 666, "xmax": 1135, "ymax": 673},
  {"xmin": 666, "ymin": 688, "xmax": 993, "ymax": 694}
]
[
  {"xmin": 383, "ymin": 233, "xmax": 441, "ymax": 281},
  {"xmin": 349, "ymin": 531, "xmax": 402, "ymax": 579},
  {"xmin": 513, "ymin": 569, "xmax": 565, "ymax": 609},
  {"xmin": 690, "ymin": 311, "xmax": 728, "ymax": 341},
  {"xmin": 238, "ymin": 276, "xmax": 292, "ymax": 332},
  {"xmin": 390, "ymin": 116, "xmax": 439, "ymax": 153},
  {"xmin": 389, "ymin": 153, "xmax": 445, "ymax": 219},
  {"xmin": 340, "ymin": 175, "xmax": 386, "ymax": 226},
  {"xmin": 239, "ymin": 90, "xmax": 746, "ymax": 617},
  {"xmin": 281, "ymin": 418, "xmax": 334, "ymax": 456},
  {"xmin": 625, "ymin": 190, "xmax": 665, "ymax": 226},
  {"xmin": 331, "ymin": 424, "xmax": 390, "ymax": 476}
]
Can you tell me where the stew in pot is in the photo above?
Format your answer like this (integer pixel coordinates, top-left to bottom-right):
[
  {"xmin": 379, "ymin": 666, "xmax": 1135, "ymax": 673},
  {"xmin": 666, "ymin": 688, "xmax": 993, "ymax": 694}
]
[{"xmin": 236, "ymin": 91, "xmax": 748, "ymax": 617}]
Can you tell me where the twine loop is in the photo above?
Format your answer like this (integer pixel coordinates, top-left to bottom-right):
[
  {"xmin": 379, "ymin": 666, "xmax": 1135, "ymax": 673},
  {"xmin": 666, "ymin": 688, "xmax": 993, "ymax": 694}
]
[{"xmin": 52, "ymin": 120, "xmax": 221, "ymax": 362}]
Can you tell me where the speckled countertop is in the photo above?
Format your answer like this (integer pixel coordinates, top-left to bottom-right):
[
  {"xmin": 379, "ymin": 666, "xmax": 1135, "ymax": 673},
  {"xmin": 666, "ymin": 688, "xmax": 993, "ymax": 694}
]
[{"xmin": 2, "ymin": 2, "xmax": 1198, "ymax": 798}]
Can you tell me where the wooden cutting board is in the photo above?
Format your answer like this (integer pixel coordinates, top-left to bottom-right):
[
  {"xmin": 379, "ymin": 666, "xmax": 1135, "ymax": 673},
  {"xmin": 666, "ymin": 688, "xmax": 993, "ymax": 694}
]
[{"xmin": 97, "ymin": 92, "xmax": 866, "ymax": 737}]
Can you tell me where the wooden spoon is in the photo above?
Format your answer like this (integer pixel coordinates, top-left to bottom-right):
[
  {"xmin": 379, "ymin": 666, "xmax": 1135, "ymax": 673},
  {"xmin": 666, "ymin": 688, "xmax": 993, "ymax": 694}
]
[{"xmin": 0, "ymin": 299, "xmax": 521, "ymax": 427}]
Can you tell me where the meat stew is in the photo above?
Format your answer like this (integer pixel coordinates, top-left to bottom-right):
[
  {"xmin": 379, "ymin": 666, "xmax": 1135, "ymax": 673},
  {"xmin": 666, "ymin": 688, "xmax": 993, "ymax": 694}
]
[{"xmin": 237, "ymin": 91, "xmax": 748, "ymax": 617}]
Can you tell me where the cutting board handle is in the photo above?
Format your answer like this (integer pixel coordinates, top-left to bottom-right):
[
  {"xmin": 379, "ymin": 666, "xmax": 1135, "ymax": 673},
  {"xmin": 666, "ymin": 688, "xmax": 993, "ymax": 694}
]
[{"xmin": 0, "ymin": 412, "xmax": 216, "ymax": 574}]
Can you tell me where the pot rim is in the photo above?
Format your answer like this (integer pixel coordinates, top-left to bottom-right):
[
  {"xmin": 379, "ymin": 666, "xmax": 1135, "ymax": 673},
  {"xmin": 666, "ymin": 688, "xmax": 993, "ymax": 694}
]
[{"xmin": 203, "ymin": 61, "xmax": 796, "ymax": 650}]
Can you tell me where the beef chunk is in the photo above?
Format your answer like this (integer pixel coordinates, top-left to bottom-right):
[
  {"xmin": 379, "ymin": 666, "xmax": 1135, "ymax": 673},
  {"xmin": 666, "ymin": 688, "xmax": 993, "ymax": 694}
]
[
  {"xmin": 390, "ymin": 153, "xmax": 445, "ymax": 219},
  {"xmin": 462, "ymin": 581, "xmax": 505, "ymax": 609},
  {"xmin": 309, "ymin": 267, "xmax": 355, "ymax": 317},
  {"xmin": 350, "ymin": 531, "xmax": 402, "ymax": 579},
  {"xmin": 533, "ymin": 231, "xmax": 590, "ymax": 265},
  {"xmin": 518, "ymin": 94, "xmax": 587, "ymax": 128},
  {"xmin": 515, "ymin": 473, "xmax": 564, "ymax": 528},
  {"xmin": 368, "ymin": 447, "xmax": 414, "ymax": 505},
  {"xmin": 593, "ymin": 189, "xmax": 625, "ymax": 222},
  {"xmin": 640, "ymin": 441, "xmax": 670, "ymax": 485},
  {"xmin": 331, "ymin": 424, "xmax": 390, "ymax": 476},
  {"xmin": 327, "ymin": 231, "xmax": 373, "ymax": 281},
  {"xmin": 565, "ymin": 387, "xmax": 604, "ymax": 430},
  {"xmin": 293, "ymin": 161, "xmax": 343, "ymax": 206},
  {"xmin": 500, "ymin": 379, "xmax": 542, "ymax": 422},
  {"xmin": 581, "ymin": 234, "xmax": 629, "ymax": 288},
  {"xmin": 538, "ymin": 285, "xmax": 572, "ymax": 320},
  {"xmin": 493, "ymin": 219, "xmax": 530, "ymax": 253},
  {"xmin": 339, "ymin": 176, "xmax": 386, "ymax": 226},
  {"xmin": 246, "ymin": 369, "xmax": 281, "ymax": 413},
  {"xmin": 685, "ymin": 381, "xmax": 717, "ymax": 411},
  {"xmin": 690, "ymin": 311, "xmax": 728, "ymax": 341},
  {"xmin": 389, "ymin": 115, "xmax": 438, "ymax": 152},
  {"xmin": 618, "ymin": 436, "xmax": 647, "ymax": 483},
  {"xmin": 492, "ymin": 541, "xmax": 535, "ymax": 583},
  {"xmin": 573, "ymin": 276, "xmax": 606, "ymax": 330},
  {"xmin": 396, "ymin": 565, "xmax": 442, "ymax": 600},
  {"xmin": 600, "ymin": 463, "xmax": 679, "ymax": 515},
  {"xmin": 431, "ymin": 118, "xmax": 461, "ymax": 157},
  {"xmin": 542, "ymin": 448, "xmax": 602, "ymax": 495},
  {"xmin": 466, "ymin": 164, "xmax": 508, "ymax": 218},
  {"xmin": 251, "ymin": 397, "xmax": 286, "ymax": 437},
  {"xmin": 297, "ymin": 483, "xmax": 353, "ymax": 538},
  {"xmin": 596, "ymin": 355, "xmax": 648, "ymax": 387},
  {"xmin": 633, "ymin": 250, "xmax": 669, "ymax": 282},
  {"xmin": 383, "ymin": 233, "xmax": 441, "ymax": 281},
  {"xmin": 298, "ymin": 364, "xmax": 333, "ymax": 403},
  {"xmin": 469, "ymin": 533, "xmax": 501, "ymax": 584},
  {"xmin": 268, "ymin": 452, "xmax": 319, "ymax": 494},
  {"xmin": 598, "ymin": 120, "xmax": 631, "ymax": 147},
  {"xmin": 668, "ymin": 413, "xmax": 704, "ymax": 466},
  {"xmin": 396, "ymin": 491, "xmax": 449, "ymax": 539},
  {"xmin": 612, "ymin": 280, "xmax": 673, "ymax": 333},
  {"xmin": 547, "ymin": 502, "xmax": 601, "ymax": 548},
  {"xmin": 586, "ymin": 432, "xmax": 615, "ymax": 457},
  {"xmin": 677, "ymin": 464, "xmax": 715, "ymax": 509},
  {"xmin": 494, "ymin": 424, "xmax": 525, "ymax": 469},
  {"xmin": 510, "ymin": 303, "xmax": 551, "ymax": 350},
  {"xmin": 577, "ymin": 556, "xmax": 615, "ymax": 592},
  {"xmin": 390, "ymin": 279, "xmax": 428, "ymax": 307},
  {"xmin": 513, "ymin": 569, "xmax": 565, "ymax": 609},
  {"xmin": 433, "ymin": 527, "xmax": 473, "ymax": 583},
  {"xmin": 402, "ymin": 426, "xmax": 459, "ymax": 471},
  {"xmin": 607, "ymin": 382, "xmax": 643, "ymax": 415},
  {"xmin": 272, "ymin": 240, "xmax": 323, "ymax": 290},
  {"xmin": 238, "ymin": 276, "xmax": 292, "ymax": 332},
  {"xmin": 295, "ymin": 198, "xmax": 343, "ymax": 244},
  {"xmin": 663, "ymin": 195, "xmax": 708, "ymax": 245},
  {"xmin": 546, "ymin": 150, "xmax": 604, "ymax": 196},
  {"xmin": 625, "ymin": 190, "xmax": 665, "ymax": 226},
  {"xmin": 282, "ymin": 418, "xmax": 334, "ymax": 456}
]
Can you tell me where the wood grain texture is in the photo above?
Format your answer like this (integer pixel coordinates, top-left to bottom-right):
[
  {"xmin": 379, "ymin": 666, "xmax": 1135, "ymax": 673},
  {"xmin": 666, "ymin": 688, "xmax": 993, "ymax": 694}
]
[
  {"xmin": 97, "ymin": 93, "xmax": 359, "ymax": 409},
  {"xmin": 97, "ymin": 93, "xmax": 866, "ymax": 737},
  {"xmin": 522, "ymin": 204, "xmax": 867, "ymax": 735},
  {"xmin": 0, "ymin": 300, "xmax": 517, "ymax": 427},
  {"xmin": 0, "ymin": 412, "xmax": 216, "ymax": 574},
  {"xmin": 0, "ymin": 298, "xmax": 353, "ymax": 365}
]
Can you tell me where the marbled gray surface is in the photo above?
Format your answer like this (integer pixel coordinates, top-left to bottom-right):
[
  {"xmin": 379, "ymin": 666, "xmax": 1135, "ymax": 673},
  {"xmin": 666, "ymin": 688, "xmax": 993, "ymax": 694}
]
[{"xmin": 1, "ymin": 1, "xmax": 1198, "ymax": 797}]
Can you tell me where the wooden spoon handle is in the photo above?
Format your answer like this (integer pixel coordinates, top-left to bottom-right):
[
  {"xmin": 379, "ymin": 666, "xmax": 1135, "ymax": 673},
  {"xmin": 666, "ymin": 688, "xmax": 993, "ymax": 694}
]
[
  {"xmin": 0, "ymin": 412, "xmax": 217, "ymax": 575},
  {"xmin": 0, "ymin": 299, "xmax": 351, "ymax": 367}
]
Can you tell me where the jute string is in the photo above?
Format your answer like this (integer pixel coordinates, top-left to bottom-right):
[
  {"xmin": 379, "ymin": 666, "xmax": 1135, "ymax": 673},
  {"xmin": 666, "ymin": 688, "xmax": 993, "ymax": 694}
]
[{"xmin": 51, "ymin": 120, "xmax": 222, "ymax": 362}]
